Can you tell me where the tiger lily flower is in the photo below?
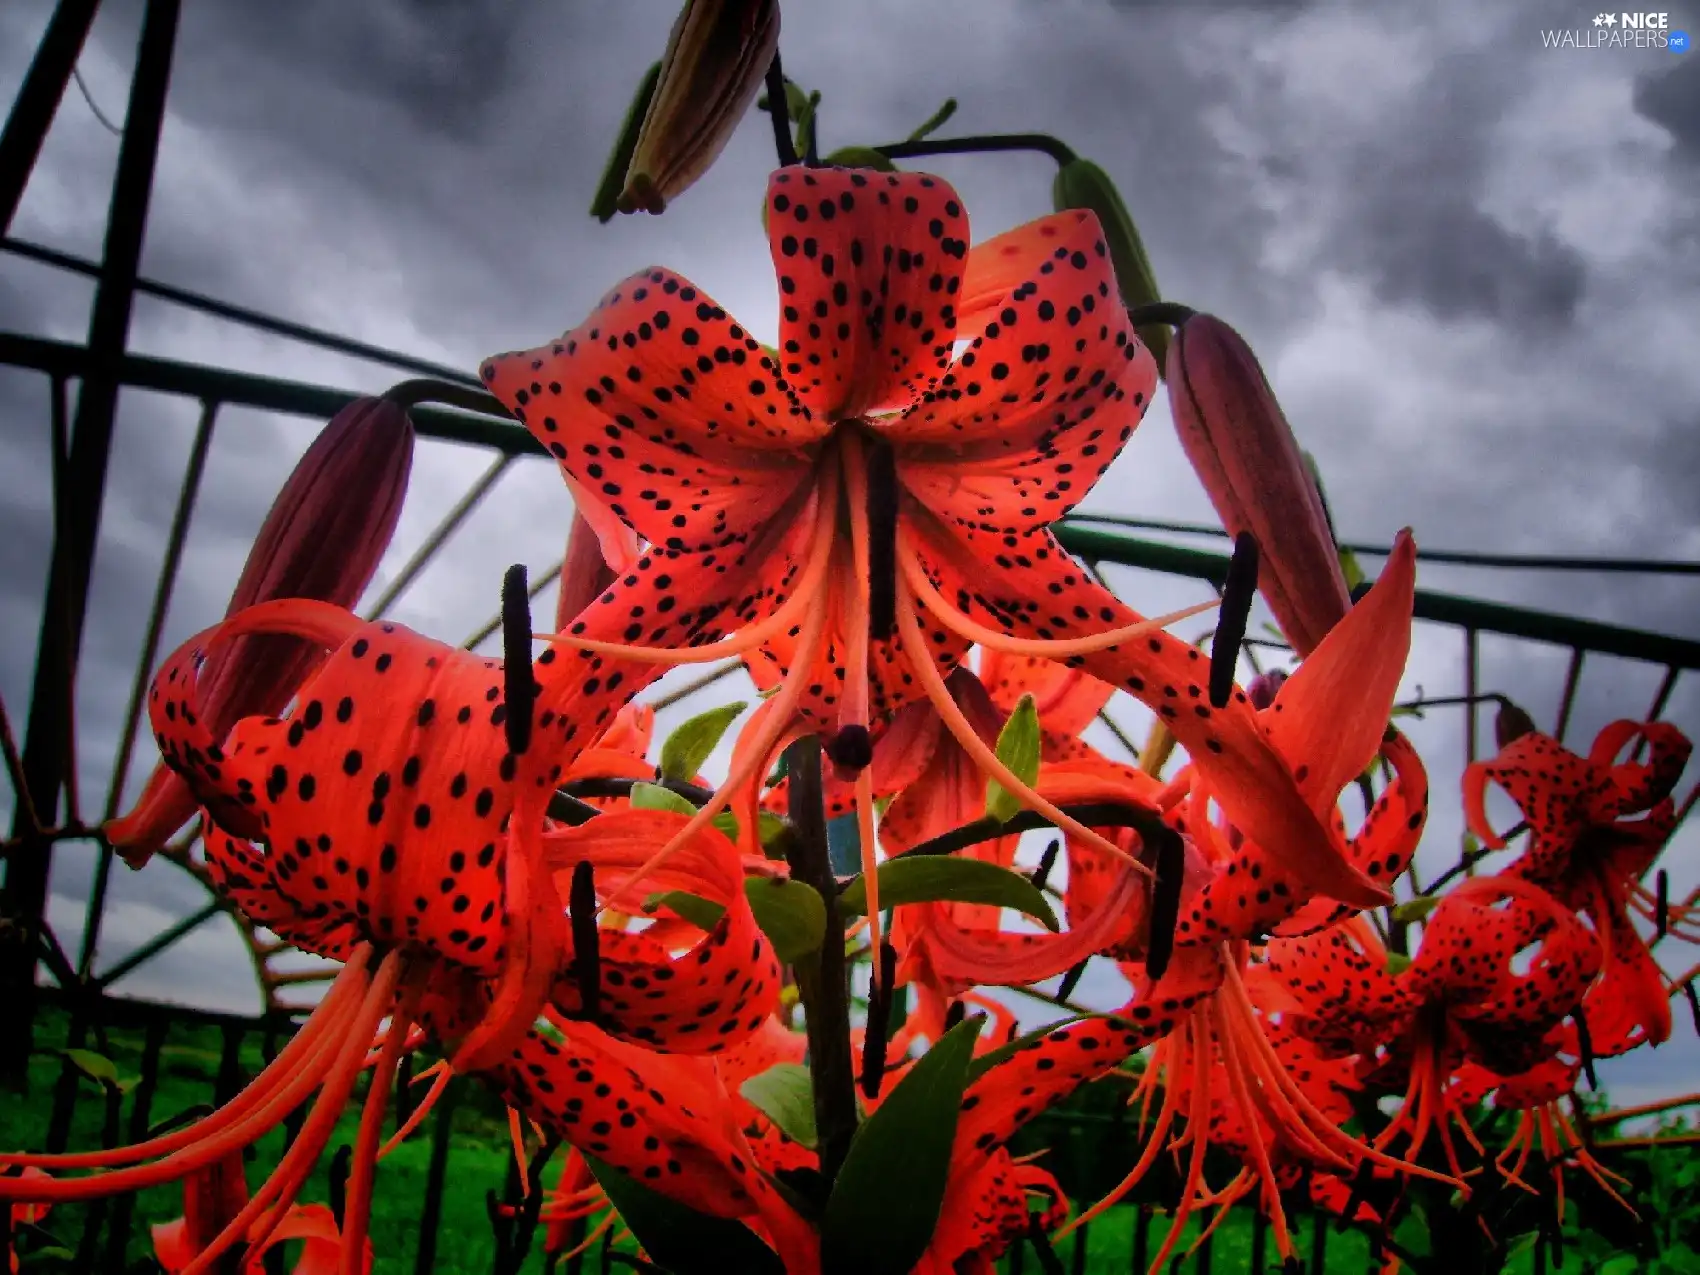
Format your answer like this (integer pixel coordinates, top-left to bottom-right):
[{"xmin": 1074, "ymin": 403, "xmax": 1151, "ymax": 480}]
[
  {"xmin": 0, "ymin": 591, "xmax": 655, "ymax": 1270},
  {"xmin": 1451, "ymin": 1057, "xmax": 1634, "ymax": 1223},
  {"xmin": 489, "ymin": 1013, "xmax": 818, "ymax": 1274},
  {"xmin": 106, "ymin": 397, "xmax": 414, "ymax": 865},
  {"xmin": 1464, "ymin": 719, "xmax": 1693, "ymax": 1053},
  {"xmin": 1267, "ymin": 877, "xmax": 1600, "ymax": 1184},
  {"xmin": 1167, "ymin": 533, "xmax": 1426, "ymax": 948},
  {"xmin": 481, "ymin": 164, "xmax": 1376, "ymax": 943}
]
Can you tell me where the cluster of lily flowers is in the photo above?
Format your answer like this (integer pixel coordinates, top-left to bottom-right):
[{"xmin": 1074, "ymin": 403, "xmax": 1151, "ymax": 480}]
[{"xmin": 2, "ymin": 162, "xmax": 1695, "ymax": 1275}]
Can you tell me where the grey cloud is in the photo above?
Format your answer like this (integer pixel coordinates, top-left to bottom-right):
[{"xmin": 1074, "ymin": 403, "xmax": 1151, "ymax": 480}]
[{"xmin": 1635, "ymin": 54, "xmax": 1700, "ymax": 161}]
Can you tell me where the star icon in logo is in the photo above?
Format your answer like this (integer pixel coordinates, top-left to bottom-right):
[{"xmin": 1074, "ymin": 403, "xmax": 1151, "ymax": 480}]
[
  {"xmin": 1604, "ymin": 12, "xmax": 1619, "ymax": 24},
  {"xmin": 1594, "ymin": 12, "xmax": 1607, "ymax": 23}
]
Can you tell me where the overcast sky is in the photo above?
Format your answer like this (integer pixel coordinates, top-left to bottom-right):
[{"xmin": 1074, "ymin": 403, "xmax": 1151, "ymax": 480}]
[{"xmin": 2, "ymin": 0, "xmax": 1699, "ymax": 1108}]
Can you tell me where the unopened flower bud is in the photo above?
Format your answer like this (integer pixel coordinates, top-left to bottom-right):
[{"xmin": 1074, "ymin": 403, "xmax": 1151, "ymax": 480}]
[
  {"xmin": 1246, "ymin": 668, "xmax": 1288, "ymax": 711},
  {"xmin": 1053, "ymin": 158, "xmax": 1168, "ymax": 370},
  {"xmin": 1494, "ymin": 699, "xmax": 1539, "ymax": 750},
  {"xmin": 1168, "ymin": 315, "xmax": 1350, "ymax": 659},
  {"xmin": 106, "ymin": 397, "xmax": 414, "ymax": 864},
  {"xmin": 619, "ymin": 0, "xmax": 780, "ymax": 216}
]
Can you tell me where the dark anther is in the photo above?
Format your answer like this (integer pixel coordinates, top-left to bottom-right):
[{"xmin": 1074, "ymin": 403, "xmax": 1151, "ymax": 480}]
[
  {"xmin": 1031, "ymin": 839, "xmax": 1061, "ymax": 892},
  {"xmin": 570, "ymin": 861, "xmax": 601, "ymax": 1024},
  {"xmin": 1573, "ymin": 1009, "xmax": 1597, "ymax": 1091},
  {"xmin": 859, "ymin": 942, "xmax": 898, "ymax": 1099},
  {"xmin": 1657, "ymin": 869, "xmax": 1670, "ymax": 940},
  {"xmin": 762, "ymin": 55, "xmax": 799, "ymax": 167},
  {"xmin": 943, "ymin": 999, "xmax": 966, "ymax": 1032},
  {"xmin": 866, "ymin": 438, "xmax": 901, "ymax": 641},
  {"xmin": 1685, "ymin": 980, "xmax": 1700, "ymax": 1037},
  {"xmin": 1057, "ymin": 957, "xmax": 1089, "ymax": 1003},
  {"xmin": 824, "ymin": 725, "xmax": 873, "ymax": 773},
  {"xmin": 328, "ymin": 1143, "xmax": 352, "ymax": 1228},
  {"xmin": 502, "ymin": 564, "xmax": 536, "ymax": 756},
  {"xmin": 1145, "ymin": 826, "xmax": 1185, "ymax": 981},
  {"xmin": 1026, "ymin": 1213, "xmax": 1066, "ymax": 1274},
  {"xmin": 1210, "ymin": 531, "xmax": 1258, "ymax": 709},
  {"xmin": 1335, "ymin": 1160, "xmax": 1375, "ymax": 1234}
]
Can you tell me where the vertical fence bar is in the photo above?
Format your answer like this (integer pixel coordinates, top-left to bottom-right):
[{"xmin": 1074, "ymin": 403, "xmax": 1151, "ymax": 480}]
[
  {"xmin": 1072, "ymin": 1222, "xmax": 1090, "ymax": 1275},
  {"xmin": 0, "ymin": 0, "xmax": 183, "ymax": 1086},
  {"xmin": 1250, "ymin": 1208, "xmax": 1267, "ymax": 1274},
  {"xmin": 101, "ymin": 1015, "xmax": 167, "ymax": 1270},
  {"xmin": 1554, "ymin": 647, "xmax": 1585, "ymax": 744},
  {"xmin": 0, "ymin": 0, "xmax": 103, "ymax": 235},
  {"xmin": 1308, "ymin": 1209, "xmax": 1326, "ymax": 1275},
  {"xmin": 80, "ymin": 398, "xmax": 220, "ymax": 977},
  {"xmin": 1132, "ymin": 1205, "xmax": 1151, "ymax": 1272}
]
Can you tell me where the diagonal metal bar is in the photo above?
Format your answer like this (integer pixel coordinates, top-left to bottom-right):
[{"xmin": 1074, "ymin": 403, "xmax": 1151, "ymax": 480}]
[
  {"xmin": 1, "ymin": 0, "xmax": 182, "ymax": 1085},
  {"xmin": 1555, "ymin": 648, "xmax": 1586, "ymax": 744},
  {"xmin": 78, "ymin": 399, "xmax": 219, "ymax": 979},
  {"xmin": 462, "ymin": 555, "xmax": 561, "ymax": 650},
  {"xmin": 0, "ymin": 0, "xmax": 102, "ymax": 235},
  {"xmin": 1, "ymin": 236, "xmax": 481, "ymax": 386},
  {"xmin": 0, "ymin": 333, "xmax": 535, "ymax": 454},
  {"xmin": 92, "ymin": 898, "xmax": 221, "ymax": 990},
  {"xmin": 1464, "ymin": 627, "xmax": 1479, "ymax": 767},
  {"xmin": 364, "ymin": 453, "xmax": 514, "ymax": 622}
]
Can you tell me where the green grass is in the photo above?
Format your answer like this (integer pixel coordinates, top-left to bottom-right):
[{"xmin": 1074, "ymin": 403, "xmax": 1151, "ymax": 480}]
[{"xmin": 7, "ymin": 1002, "xmax": 1695, "ymax": 1274}]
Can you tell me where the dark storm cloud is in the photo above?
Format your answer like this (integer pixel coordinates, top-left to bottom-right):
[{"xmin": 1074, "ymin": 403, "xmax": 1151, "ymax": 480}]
[
  {"xmin": 1636, "ymin": 52, "xmax": 1700, "ymax": 161},
  {"xmin": 1332, "ymin": 45, "xmax": 1587, "ymax": 331},
  {"xmin": 1, "ymin": 0, "xmax": 1697, "ymax": 1066}
]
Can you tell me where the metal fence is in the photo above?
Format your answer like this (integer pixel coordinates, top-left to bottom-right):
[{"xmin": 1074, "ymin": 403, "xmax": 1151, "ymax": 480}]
[{"xmin": 3, "ymin": 2, "xmax": 1698, "ymax": 1272}]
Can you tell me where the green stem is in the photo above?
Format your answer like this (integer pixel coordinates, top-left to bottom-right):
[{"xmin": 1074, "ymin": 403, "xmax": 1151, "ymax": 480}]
[
  {"xmin": 871, "ymin": 132, "xmax": 1078, "ymax": 167},
  {"xmin": 383, "ymin": 378, "xmax": 510, "ymax": 418},
  {"xmin": 782, "ymin": 735, "xmax": 858, "ymax": 1194}
]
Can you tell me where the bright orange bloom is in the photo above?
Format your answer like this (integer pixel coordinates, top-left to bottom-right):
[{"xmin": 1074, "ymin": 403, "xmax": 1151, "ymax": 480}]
[
  {"xmin": 1464, "ymin": 719, "xmax": 1692, "ymax": 1054},
  {"xmin": 481, "ymin": 164, "xmax": 1378, "ymax": 951},
  {"xmin": 107, "ymin": 398, "xmax": 414, "ymax": 865}
]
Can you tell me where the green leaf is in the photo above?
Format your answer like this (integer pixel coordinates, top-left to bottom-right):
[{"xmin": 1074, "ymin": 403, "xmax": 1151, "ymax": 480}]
[
  {"xmin": 582, "ymin": 1154, "xmax": 785, "ymax": 1275},
  {"xmin": 839, "ymin": 857, "xmax": 1058, "ymax": 933},
  {"xmin": 966, "ymin": 1013, "xmax": 1094, "ymax": 1084},
  {"xmin": 643, "ymin": 878, "xmax": 826, "ymax": 962},
  {"xmin": 659, "ymin": 702, "xmax": 747, "ymax": 782},
  {"xmin": 1384, "ymin": 951, "xmax": 1413, "ymax": 976},
  {"xmin": 821, "ymin": 1014, "xmax": 986, "ymax": 1275},
  {"xmin": 630, "ymin": 781, "xmax": 698, "ymax": 818},
  {"xmin": 644, "ymin": 890, "xmax": 725, "ymax": 931},
  {"xmin": 823, "ymin": 145, "xmax": 897, "ymax": 173},
  {"xmin": 711, "ymin": 810, "xmax": 739, "ymax": 841},
  {"xmin": 1338, "ymin": 546, "xmax": 1366, "ymax": 592},
  {"xmin": 984, "ymin": 693, "xmax": 1040, "ymax": 824},
  {"xmin": 61, "ymin": 1048, "xmax": 119, "ymax": 1089},
  {"xmin": 739, "ymin": 1063, "xmax": 818, "ymax": 1149},
  {"xmin": 1391, "ymin": 896, "xmax": 1439, "ymax": 925},
  {"xmin": 745, "ymin": 877, "xmax": 826, "ymax": 962}
]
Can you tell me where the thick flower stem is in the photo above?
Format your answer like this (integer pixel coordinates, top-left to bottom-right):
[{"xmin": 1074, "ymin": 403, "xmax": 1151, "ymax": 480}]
[{"xmin": 782, "ymin": 734, "xmax": 858, "ymax": 1191}]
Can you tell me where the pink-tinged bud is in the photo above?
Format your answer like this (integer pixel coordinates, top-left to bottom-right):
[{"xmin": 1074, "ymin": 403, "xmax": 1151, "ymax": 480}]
[
  {"xmin": 1246, "ymin": 668, "xmax": 1288, "ymax": 710},
  {"xmin": 1494, "ymin": 699, "xmax": 1539, "ymax": 750},
  {"xmin": 106, "ymin": 397, "xmax": 414, "ymax": 865},
  {"xmin": 1168, "ymin": 315, "xmax": 1350, "ymax": 659}
]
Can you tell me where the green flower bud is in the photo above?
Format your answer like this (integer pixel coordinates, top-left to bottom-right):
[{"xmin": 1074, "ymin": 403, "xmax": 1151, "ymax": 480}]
[{"xmin": 1052, "ymin": 158, "xmax": 1168, "ymax": 371}]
